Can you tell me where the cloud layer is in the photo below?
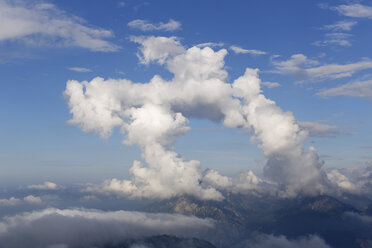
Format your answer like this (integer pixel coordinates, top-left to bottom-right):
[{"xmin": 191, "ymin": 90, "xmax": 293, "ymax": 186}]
[{"xmin": 0, "ymin": 208, "xmax": 213, "ymax": 248}]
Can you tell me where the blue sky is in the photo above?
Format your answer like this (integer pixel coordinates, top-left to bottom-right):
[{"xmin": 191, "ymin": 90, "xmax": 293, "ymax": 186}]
[{"xmin": 0, "ymin": 0, "xmax": 372, "ymax": 188}]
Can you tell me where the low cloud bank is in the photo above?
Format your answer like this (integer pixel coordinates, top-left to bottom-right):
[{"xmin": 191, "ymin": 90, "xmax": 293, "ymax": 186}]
[
  {"xmin": 249, "ymin": 234, "xmax": 331, "ymax": 248},
  {"xmin": 0, "ymin": 208, "xmax": 214, "ymax": 248}
]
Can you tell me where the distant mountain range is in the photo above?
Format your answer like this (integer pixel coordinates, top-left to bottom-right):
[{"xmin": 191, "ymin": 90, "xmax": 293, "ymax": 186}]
[{"xmin": 144, "ymin": 193, "xmax": 372, "ymax": 248}]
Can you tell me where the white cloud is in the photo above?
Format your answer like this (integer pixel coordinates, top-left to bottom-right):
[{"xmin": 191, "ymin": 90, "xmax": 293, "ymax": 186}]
[
  {"xmin": 344, "ymin": 212, "xmax": 372, "ymax": 223},
  {"xmin": 251, "ymin": 234, "xmax": 331, "ymax": 248},
  {"xmin": 314, "ymin": 32, "xmax": 353, "ymax": 47},
  {"xmin": 28, "ymin": 181, "xmax": 60, "ymax": 190},
  {"xmin": 65, "ymin": 36, "xmax": 331, "ymax": 200},
  {"xmin": 68, "ymin": 67, "xmax": 91, "ymax": 73},
  {"xmin": 195, "ymin": 42, "xmax": 224, "ymax": 48},
  {"xmin": 272, "ymin": 54, "xmax": 372, "ymax": 82},
  {"xmin": 323, "ymin": 20, "xmax": 357, "ymax": 31},
  {"xmin": 326, "ymin": 165, "xmax": 372, "ymax": 196},
  {"xmin": 261, "ymin": 81, "xmax": 280, "ymax": 88},
  {"xmin": 128, "ymin": 19, "xmax": 181, "ymax": 32},
  {"xmin": 0, "ymin": 0, "xmax": 119, "ymax": 51},
  {"xmin": 23, "ymin": 195, "xmax": 42, "ymax": 204},
  {"xmin": 298, "ymin": 121, "xmax": 348, "ymax": 137},
  {"xmin": 335, "ymin": 4, "xmax": 372, "ymax": 19},
  {"xmin": 230, "ymin": 45, "xmax": 266, "ymax": 55},
  {"xmin": 0, "ymin": 197, "xmax": 21, "ymax": 206},
  {"xmin": 130, "ymin": 36, "xmax": 185, "ymax": 65},
  {"xmin": 317, "ymin": 79, "xmax": 372, "ymax": 98},
  {"xmin": 0, "ymin": 195, "xmax": 42, "ymax": 206},
  {"xmin": 327, "ymin": 170, "xmax": 360, "ymax": 194},
  {"xmin": 0, "ymin": 208, "xmax": 214, "ymax": 248}
]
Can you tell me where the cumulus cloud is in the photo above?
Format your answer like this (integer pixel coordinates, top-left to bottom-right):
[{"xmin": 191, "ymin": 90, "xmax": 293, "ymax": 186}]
[
  {"xmin": 0, "ymin": 195, "xmax": 42, "ymax": 206},
  {"xmin": 28, "ymin": 181, "xmax": 60, "ymax": 190},
  {"xmin": 317, "ymin": 79, "xmax": 372, "ymax": 98},
  {"xmin": 0, "ymin": 197, "xmax": 21, "ymax": 207},
  {"xmin": 23, "ymin": 195, "xmax": 42, "ymax": 204},
  {"xmin": 326, "ymin": 165, "xmax": 372, "ymax": 196},
  {"xmin": 68, "ymin": 67, "xmax": 91, "ymax": 73},
  {"xmin": 334, "ymin": 4, "xmax": 372, "ymax": 19},
  {"xmin": 250, "ymin": 234, "xmax": 331, "ymax": 248},
  {"xmin": 128, "ymin": 19, "xmax": 181, "ymax": 32},
  {"xmin": 65, "ymin": 36, "xmax": 331, "ymax": 200},
  {"xmin": 0, "ymin": 0, "xmax": 119, "ymax": 51},
  {"xmin": 327, "ymin": 170, "xmax": 360, "ymax": 194},
  {"xmin": 272, "ymin": 54, "xmax": 372, "ymax": 82},
  {"xmin": 230, "ymin": 45, "xmax": 266, "ymax": 55},
  {"xmin": 0, "ymin": 208, "xmax": 214, "ymax": 248},
  {"xmin": 130, "ymin": 36, "xmax": 185, "ymax": 65}
]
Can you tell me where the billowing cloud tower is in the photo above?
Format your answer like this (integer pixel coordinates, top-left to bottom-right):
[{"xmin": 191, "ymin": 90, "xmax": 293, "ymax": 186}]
[{"xmin": 64, "ymin": 36, "xmax": 330, "ymax": 200}]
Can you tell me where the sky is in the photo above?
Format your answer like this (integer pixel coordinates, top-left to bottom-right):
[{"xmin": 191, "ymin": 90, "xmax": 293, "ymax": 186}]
[{"xmin": 0, "ymin": 0, "xmax": 372, "ymax": 192}]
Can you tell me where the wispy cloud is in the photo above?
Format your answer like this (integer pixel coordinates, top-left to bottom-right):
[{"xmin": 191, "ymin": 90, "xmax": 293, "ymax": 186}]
[
  {"xmin": 230, "ymin": 45, "xmax": 266, "ymax": 55},
  {"xmin": 323, "ymin": 20, "xmax": 357, "ymax": 31},
  {"xmin": 261, "ymin": 81, "xmax": 280, "ymax": 88},
  {"xmin": 0, "ymin": 0, "xmax": 119, "ymax": 52},
  {"xmin": 68, "ymin": 67, "xmax": 92, "ymax": 73},
  {"xmin": 313, "ymin": 33, "xmax": 353, "ymax": 47},
  {"xmin": 272, "ymin": 54, "xmax": 372, "ymax": 82},
  {"xmin": 334, "ymin": 4, "xmax": 372, "ymax": 19},
  {"xmin": 298, "ymin": 121, "xmax": 351, "ymax": 137},
  {"xmin": 317, "ymin": 79, "xmax": 372, "ymax": 98},
  {"xmin": 196, "ymin": 42, "xmax": 224, "ymax": 48},
  {"xmin": 128, "ymin": 19, "xmax": 181, "ymax": 32}
]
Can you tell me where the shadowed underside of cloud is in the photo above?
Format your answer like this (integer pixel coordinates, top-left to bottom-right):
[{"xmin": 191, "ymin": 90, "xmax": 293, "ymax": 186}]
[
  {"xmin": 0, "ymin": 0, "xmax": 119, "ymax": 51},
  {"xmin": 0, "ymin": 208, "xmax": 214, "ymax": 248},
  {"xmin": 64, "ymin": 36, "xmax": 336, "ymax": 200}
]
